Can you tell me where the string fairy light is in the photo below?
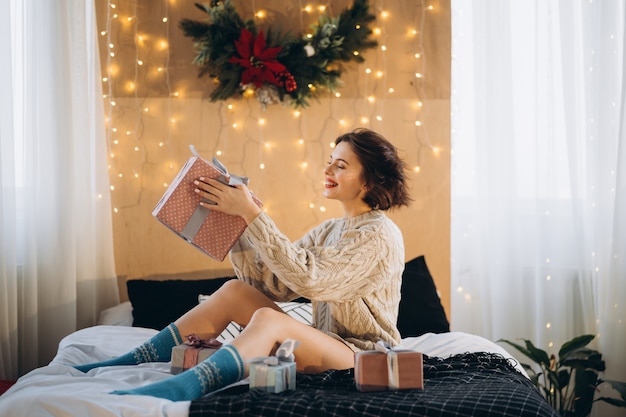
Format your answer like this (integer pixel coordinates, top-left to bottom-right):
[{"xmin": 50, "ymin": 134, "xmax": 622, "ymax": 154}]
[{"xmin": 101, "ymin": 0, "xmax": 441, "ymax": 241}]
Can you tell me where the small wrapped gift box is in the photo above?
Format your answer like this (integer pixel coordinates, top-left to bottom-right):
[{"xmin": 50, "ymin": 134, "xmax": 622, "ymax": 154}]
[
  {"xmin": 153, "ymin": 145, "xmax": 262, "ymax": 261},
  {"xmin": 171, "ymin": 335, "xmax": 222, "ymax": 375},
  {"xmin": 354, "ymin": 341, "xmax": 424, "ymax": 392},
  {"xmin": 249, "ymin": 339, "xmax": 299, "ymax": 393}
]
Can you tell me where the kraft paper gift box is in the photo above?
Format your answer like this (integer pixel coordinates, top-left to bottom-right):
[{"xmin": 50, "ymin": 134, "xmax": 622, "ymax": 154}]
[
  {"xmin": 153, "ymin": 145, "xmax": 262, "ymax": 262},
  {"xmin": 249, "ymin": 339, "xmax": 299, "ymax": 393},
  {"xmin": 171, "ymin": 335, "xmax": 222, "ymax": 375},
  {"xmin": 354, "ymin": 341, "xmax": 424, "ymax": 392}
]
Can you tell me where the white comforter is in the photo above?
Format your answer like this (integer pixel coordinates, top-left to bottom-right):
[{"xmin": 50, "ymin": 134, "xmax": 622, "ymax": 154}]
[{"xmin": 0, "ymin": 325, "xmax": 525, "ymax": 417}]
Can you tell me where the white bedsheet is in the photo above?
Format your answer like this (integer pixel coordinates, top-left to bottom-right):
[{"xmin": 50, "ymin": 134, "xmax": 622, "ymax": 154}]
[{"xmin": 0, "ymin": 324, "xmax": 525, "ymax": 417}]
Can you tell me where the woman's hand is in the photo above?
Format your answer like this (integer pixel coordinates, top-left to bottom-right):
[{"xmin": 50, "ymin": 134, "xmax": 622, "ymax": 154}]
[{"xmin": 194, "ymin": 177, "xmax": 262, "ymax": 225}]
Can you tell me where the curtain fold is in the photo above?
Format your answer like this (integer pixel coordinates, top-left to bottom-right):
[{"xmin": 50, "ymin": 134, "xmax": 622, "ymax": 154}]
[
  {"xmin": 0, "ymin": 0, "xmax": 118, "ymax": 380},
  {"xmin": 451, "ymin": 2, "xmax": 625, "ymax": 415}
]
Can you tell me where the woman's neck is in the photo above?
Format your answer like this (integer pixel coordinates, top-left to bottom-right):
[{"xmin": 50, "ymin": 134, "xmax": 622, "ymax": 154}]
[{"xmin": 342, "ymin": 203, "xmax": 373, "ymax": 219}]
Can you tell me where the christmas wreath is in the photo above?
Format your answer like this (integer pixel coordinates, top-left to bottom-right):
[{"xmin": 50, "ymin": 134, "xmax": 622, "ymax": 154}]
[{"xmin": 179, "ymin": 0, "xmax": 377, "ymax": 108}]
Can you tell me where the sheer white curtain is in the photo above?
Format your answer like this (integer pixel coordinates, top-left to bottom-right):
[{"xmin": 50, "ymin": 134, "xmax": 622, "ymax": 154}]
[
  {"xmin": 450, "ymin": 0, "xmax": 626, "ymax": 410},
  {"xmin": 0, "ymin": 0, "xmax": 119, "ymax": 380}
]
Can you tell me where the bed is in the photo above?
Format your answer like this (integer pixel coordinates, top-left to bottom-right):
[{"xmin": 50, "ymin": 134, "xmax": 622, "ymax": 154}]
[{"xmin": 0, "ymin": 257, "xmax": 559, "ymax": 417}]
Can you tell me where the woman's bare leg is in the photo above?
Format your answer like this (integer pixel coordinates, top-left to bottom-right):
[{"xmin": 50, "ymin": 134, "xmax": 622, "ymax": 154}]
[
  {"xmin": 110, "ymin": 284, "xmax": 354, "ymax": 400},
  {"xmin": 174, "ymin": 279, "xmax": 284, "ymax": 339},
  {"xmin": 231, "ymin": 307, "xmax": 355, "ymax": 374}
]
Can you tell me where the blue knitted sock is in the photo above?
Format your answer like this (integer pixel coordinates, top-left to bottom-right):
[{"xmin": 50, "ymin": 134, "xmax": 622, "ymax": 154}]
[
  {"xmin": 74, "ymin": 323, "xmax": 183, "ymax": 373},
  {"xmin": 111, "ymin": 344, "xmax": 245, "ymax": 401}
]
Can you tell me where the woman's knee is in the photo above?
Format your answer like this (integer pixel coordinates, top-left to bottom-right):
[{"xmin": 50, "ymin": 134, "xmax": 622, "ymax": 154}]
[
  {"xmin": 214, "ymin": 279, "xmax": 248, "ymax": 300},
  {"xmin": 249, "ymin": 306, "xmax": 284, "ymax": 325}
]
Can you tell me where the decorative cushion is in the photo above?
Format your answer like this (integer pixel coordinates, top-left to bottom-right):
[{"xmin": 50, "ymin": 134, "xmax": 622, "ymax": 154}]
[
  {"xmin": 397, "ymin": 256, "xmax": 450, "ymax": 337},
  {"xmin": 127, "ymin": 277, "xmax": 235, "ymax": 330}
]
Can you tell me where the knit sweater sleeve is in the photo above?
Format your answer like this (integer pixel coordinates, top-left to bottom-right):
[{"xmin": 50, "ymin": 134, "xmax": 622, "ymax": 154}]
[{"xmin": 229, "ymin": 211, "xmax": 401, "ymax": 303}]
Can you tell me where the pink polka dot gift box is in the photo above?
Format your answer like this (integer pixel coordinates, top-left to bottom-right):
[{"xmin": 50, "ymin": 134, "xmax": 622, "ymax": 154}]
[{"xmin": 153, "ymin": 146, "xmax": 262, "ymax": 261}]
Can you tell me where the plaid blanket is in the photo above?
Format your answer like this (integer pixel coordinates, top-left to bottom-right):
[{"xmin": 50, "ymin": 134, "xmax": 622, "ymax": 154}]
[{"xmin": 190, "ymin": 352, "xmax": 558, "ymax": 417}]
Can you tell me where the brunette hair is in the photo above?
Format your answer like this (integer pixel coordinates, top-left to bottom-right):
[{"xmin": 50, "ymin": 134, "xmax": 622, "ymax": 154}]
[{"xmin": 335, "ymin": 128, "xmax": 412, "ymax": 210}]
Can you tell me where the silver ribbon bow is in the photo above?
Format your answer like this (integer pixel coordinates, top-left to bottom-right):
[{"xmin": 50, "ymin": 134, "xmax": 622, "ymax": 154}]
[
  {"xmin": 190, "ymin": 145, "xmax": 249, "ymax": 186},
  {"xmin": 248, "ymin": 339, "xmax": 300, "ymax": 366},
  {"xmin": 374, "ymin": 340, "xmax": 400, "ymax": 390}
]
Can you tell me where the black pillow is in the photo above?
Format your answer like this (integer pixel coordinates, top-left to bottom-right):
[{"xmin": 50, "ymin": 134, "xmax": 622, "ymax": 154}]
[
  {"xmin": 397, "ymin": 256, "xmax": 450, "ymax": 338},
  {"xmin": 127, "ymin": 256, "xmax": 449, "ymax": 336},
  {"xmin": 127, "ymin": 277, "xmax": 235, "ymax": 330}
]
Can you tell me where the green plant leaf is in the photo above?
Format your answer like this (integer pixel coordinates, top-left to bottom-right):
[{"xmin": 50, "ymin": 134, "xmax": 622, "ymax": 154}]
[
  {"xmin": 595, "ymin": 397, "xmax": 626, "ymax": 408},
  {"xmin": 523, "ymin": 339, "xmax": 551, "ymax": 368},
  {"xmin": 601, "ymin": 380, "xmax": 626, "ymax": 404},
  {"xmin": 557, "ymin": 368, "xmax": 571, "ymax": 389},
  {"xmin": 558, "ymin": 334, "xmax": 595, "ymax": 361},
  {"xmin": 572, "ymin": 369, "xmax": 598, "ymax": 417},
  {"xmin": 561, "ymin": 348, "xmax": 606, "ymax": 372}
]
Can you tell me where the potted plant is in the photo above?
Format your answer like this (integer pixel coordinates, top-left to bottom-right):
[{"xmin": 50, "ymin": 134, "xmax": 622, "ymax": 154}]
[{"xmin": 498, "ymin": 335, "xmax": 626, "ymax": 417}]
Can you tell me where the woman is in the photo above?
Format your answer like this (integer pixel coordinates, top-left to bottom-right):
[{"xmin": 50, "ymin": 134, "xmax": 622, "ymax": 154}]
[{"xmin": 74, "ymin": 128, "xmax": 412, "ymax": 401}]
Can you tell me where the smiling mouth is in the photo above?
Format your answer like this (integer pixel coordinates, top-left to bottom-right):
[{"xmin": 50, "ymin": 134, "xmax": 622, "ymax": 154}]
[{"xmin": 325, "ymin": 180, "xmax": 338, "ymax": 188}]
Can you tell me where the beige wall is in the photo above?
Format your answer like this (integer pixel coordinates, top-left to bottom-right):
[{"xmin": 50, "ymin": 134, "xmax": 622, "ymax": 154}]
[{"xmin": 96, "ymin": 0, "xmax": 451, "ymax": 314}]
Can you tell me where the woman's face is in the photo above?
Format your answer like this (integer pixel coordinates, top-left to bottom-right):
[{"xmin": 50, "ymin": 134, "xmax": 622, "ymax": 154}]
[{"xmin": 323, "ymin": 141, "xmax": 368, "ymax": 204}]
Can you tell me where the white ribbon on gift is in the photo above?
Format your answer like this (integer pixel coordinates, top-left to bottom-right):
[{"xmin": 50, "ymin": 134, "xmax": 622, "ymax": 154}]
[
  {"xmin": 374, "ymin": 340, "xmax": 400, "ymax": 390},
  {"xmin": 248, "ymin": 338, "xmax": 300, "ymax": 366}
]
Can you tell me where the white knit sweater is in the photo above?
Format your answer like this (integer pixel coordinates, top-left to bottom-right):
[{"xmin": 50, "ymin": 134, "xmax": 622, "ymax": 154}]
[{"xmin": 229, "ymin": 209, "xmax": 405, "ymax": 351}]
